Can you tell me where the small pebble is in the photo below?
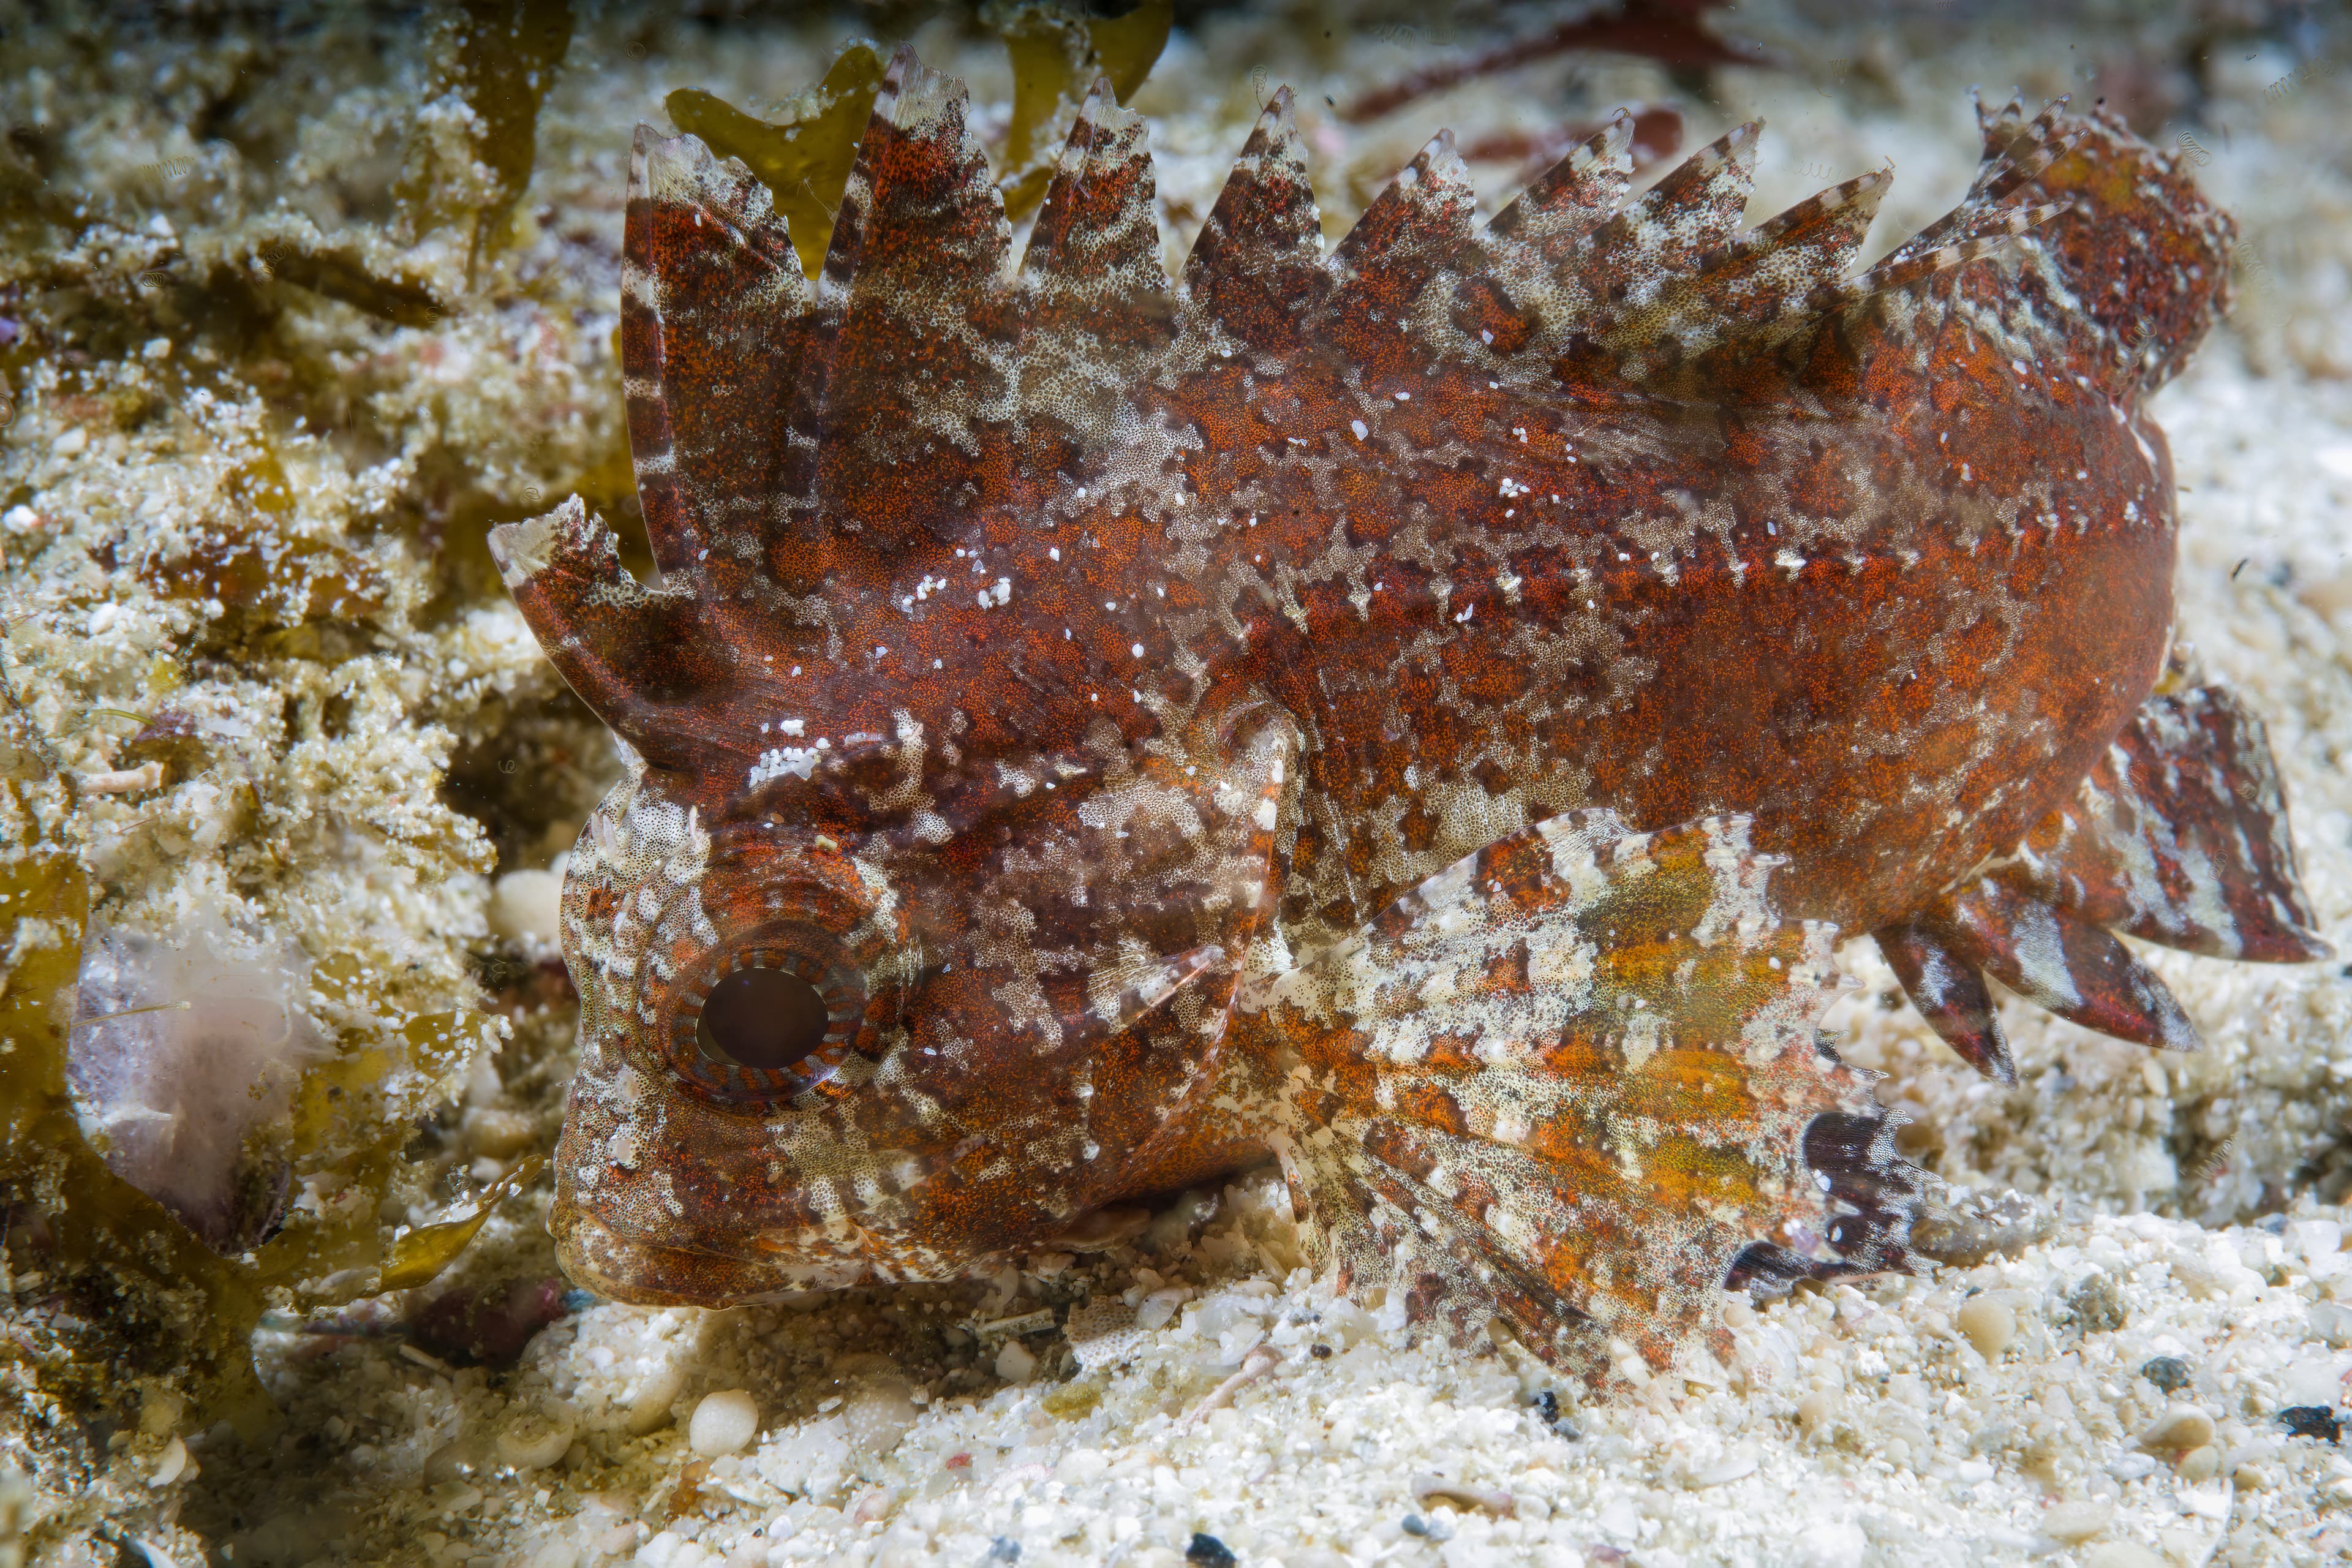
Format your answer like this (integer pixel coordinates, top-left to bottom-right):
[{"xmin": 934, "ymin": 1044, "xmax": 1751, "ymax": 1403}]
[
  {"xmin": 2139, "ymin": 1355, "xmax": 2192, "ymax": 1393},
  {"xmin": 1185, "ymin": 1534, "xmax": 1237, "ymax": 1566},
  {"xmin": 2040, "ymin": 1499, "xmax": 2113, "ymax": 1544},
  {"xmin": 625, "ymin": 1362, "xmax": 686, "ymax": 1436},
  {"xmin": 1954, "ymin": 1297, "xmax": 2016, "ymax": 1357},
  {"xmin": 1796, "ymin": 1392, "xmax": 1836, "ymax": 1434},
  {"xmin": 688, "ymin": 1390, "xmax": 760, "ymax": 1458},
  {"xmin": 137, "ymin": 1389, "xmax": 184, "ymax": 1438},
  {"xmin": 2176, "ymin": 1445, "xmax": 2220, "ymax": 1482},
  {"xmin": 147, "ymin": 1436, "xmax": 187, "ymax": 1488},
  {"xmin": 843, "ymin": 1378, "xmax": 918, "ymax": 1460},
  {"xmin": 488, "ymin": 869, "xmax": 562, "ymax": 944},
  {"xmin": 995, "ymin": 1340, "xmax": 1038, "ymax": 1384},
  {"xmin": 1136, "ymin": 1287, "xmax": 1188, "ymax": 1331},
  {"xmin": 2135, "ymin": 1404, "xmax": 2216, "ymax": 1455},
  {"xmin": 985, "ymin": 1539, "xmax": 1020, "ymax": 1564},
  {"xmin": 495, "ymin": 1409, "xmax": 576, "ymax": 1471}
]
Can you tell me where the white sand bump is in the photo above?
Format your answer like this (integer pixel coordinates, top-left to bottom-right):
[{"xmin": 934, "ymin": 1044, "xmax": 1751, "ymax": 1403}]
[{"xmin": 690, "ymin": 1392, "xmax": 763, "ymax": 1460}]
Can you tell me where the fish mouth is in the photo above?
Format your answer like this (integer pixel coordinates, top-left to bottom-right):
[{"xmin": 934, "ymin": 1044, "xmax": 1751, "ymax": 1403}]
[{"xmin": 553, "ymin": 1209, "xmax": 869, "ymax": 1308}]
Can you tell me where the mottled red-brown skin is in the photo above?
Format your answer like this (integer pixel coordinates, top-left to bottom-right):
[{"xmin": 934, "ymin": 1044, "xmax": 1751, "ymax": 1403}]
[{"xmin": 492, "ymin": 57, "xmax": 2323, "ymax": 1375}]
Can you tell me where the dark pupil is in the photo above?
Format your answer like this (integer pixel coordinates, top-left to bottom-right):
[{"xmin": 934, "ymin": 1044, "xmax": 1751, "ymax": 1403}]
[{"xmin": 697, "ymin": 967, "xmax": 830, "ymax": 1073}]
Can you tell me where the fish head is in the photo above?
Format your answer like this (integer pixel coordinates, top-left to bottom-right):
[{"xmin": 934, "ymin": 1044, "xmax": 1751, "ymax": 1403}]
[{"xmin": 546, "ymin": 717, "xmax": 1284, "ymax": 1306}]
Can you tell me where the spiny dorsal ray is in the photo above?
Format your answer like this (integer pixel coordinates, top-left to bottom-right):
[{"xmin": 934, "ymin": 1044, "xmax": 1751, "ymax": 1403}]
[
  {"xmin": 1017, "ymin": 79, "xmax": 1174, "ymax": 460},
  {"xmin": 807, "ymin": 45, "xmax": 1014, "ymax": 557},
  {"xmin": 1884, "ymin": 96, "xmax": 2078, "ymax": 271},
  {"xmin": 488, "ymin": 498, "xmax": 737, "ymax": 771},
  {"xmin": 1447, "ymin": 112, "xmax": 1633, "ymax": 363},
  {"xmin": 1573, "ymin": 121, "xmax": 1763, "ymax": 327},
  {"xmin": 1182, "ymin": 86, "xmax": 1326, "ymax": 352},
  {"xmin": 1328, "ymin": 130, "xmax": 1477, "ymax": 362},
  {"xmin": 625, "ymin": 127, "xmax": 810, "ymax": 598},
  {"xmin": 1486, "ymin": 108, "xmax": 1635, "ymax": 248},
  {"xmin": 1596, "ymin": 166, "xmax": 1892, "ymax": 379}
]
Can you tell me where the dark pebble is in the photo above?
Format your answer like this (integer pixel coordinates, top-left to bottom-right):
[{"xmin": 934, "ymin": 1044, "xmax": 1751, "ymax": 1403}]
[
  {"xmin": 2139, "ymin": 1355, "xmax": 2192, "ymax": 1394},
  {"xmin": 1401, "ymin": 1515, "xmax": 1427, "ymax": 1537},
  {"xmin": 1536, "ymin": 1389, "xmax": 1582, "ymax": 1439},
  {"xmin": 2279, "ymin": 1406, "xmax": 2342, "ymax": 1443},
  {"xmin": 1310, "ymin": 1343, "xmax": 1332, "ymax": 1359},
  {"xmin": 1186, "ymin": 1532, "xmax": 1237, "ymax": 1566},
  {"xmin": 986, "ymin": 1537, "xmax": 1020, "ymax": 1562}
]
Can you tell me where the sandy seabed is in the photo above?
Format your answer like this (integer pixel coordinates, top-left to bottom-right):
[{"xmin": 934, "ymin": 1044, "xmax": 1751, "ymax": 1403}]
[{"xmin": 2, "ymin": 3, "xmax": 2350, "ymax": 1566}]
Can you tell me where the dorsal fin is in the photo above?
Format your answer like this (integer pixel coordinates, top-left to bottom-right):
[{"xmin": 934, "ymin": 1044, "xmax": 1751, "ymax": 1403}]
[
  {"xmin": 1182, "ymin": 86, "xmax": 1326, "ymax": 350},
  {"xmin": 488, "ymin": 499, "xmax": 733, "ymax": 771},
  {"xmin": 1571, "ymin": 121, "xmax": 1762, "ymax": 327},
  {"xmin": 1017, "ymin": 79, "xmax": 1173, "ymax": 457},
  {"xmin": 1447, "ymin": 113, "xmax": 1633, "ymax": 361},
  {"xmin": 802, "ymin": 46, "xmax": 1013, "ymax": 557},
  {"xmin": 1972, "ymin": 94, "xmax": 2081, "ymax": 203},
  {"xmin": 1022, "ymin": 79, "xmax": 1166, "ymax": 297},
  {"xmin": 1596, "ymin": 166, "xmax": 1891, "ymax": 380},
  {"xmin": 1327, "ymin": 131, "xmax": 1476, "ymax": 355},
  {"xmin": 1485, "ymin": 110, "xmax": 1635, "ymax": 247},
  {"xmin": 1883, "ymin": 96, "xmax": 2077, "ymax": 270},
  {"xmin": 625, "ymin": 126, "xmax": 811, "ymax": 592},
  {"xmin": 1834, "ymin": 199, "xmax": 2064, "ymax": 306}
]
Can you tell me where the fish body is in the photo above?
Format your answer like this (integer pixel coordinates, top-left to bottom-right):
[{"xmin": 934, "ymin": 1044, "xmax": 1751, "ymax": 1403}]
[{"xmin": 494, "ymin": 55, "xmax": 2326, "ymax": 1378}]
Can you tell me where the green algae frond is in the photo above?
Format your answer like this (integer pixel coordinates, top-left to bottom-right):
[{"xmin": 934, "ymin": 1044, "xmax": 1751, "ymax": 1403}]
[
  {"xmin": 378, "ymin": 1152, "xmax": 546, "ymax": 1292},
  {"xmin": 664, "ymin": 2, "xmax": 1172, "ymax": 260},
  {"xmin": 0, "ymin": 850, "xmax": 274, "ymax": 1436},
  {"xmin": 992, "ymin": 0, "xmax": 1173, "ymax": 219},
  {"xmin": 399, "ymin": 0, "xmax": 576, "ymax": 269},
  {"xmin": 665, "ymin": 42, "xmax": 887, "ymax": 282}
]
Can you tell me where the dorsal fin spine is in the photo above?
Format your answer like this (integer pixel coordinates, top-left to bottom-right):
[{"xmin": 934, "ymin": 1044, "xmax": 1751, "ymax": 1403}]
[{"xmin": 1182, "ymin": 86, "xmax": 1326, "ymax": 347}]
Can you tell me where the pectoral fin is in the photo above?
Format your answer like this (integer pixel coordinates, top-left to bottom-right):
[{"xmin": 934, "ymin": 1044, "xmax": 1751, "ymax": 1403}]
[{"xmin": 1241, "ymin": 810, "xmax": 1921, "ymax": 1385}]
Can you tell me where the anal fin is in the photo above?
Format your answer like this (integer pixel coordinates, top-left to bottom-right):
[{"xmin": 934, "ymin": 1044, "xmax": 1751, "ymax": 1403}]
[
  {"xmin": 1242, "ymin": 811, "xmax": 1919, "ymax": 1382},
  {"xmin": 1921, "ymin": 880, "xmax": 2199, "ymax": 1055},
  {"xmin": 1881, "ymin": 673, "xmax": 2326, "ymax": 1074},
  {"xmin": 1992, "ymin": 676, "xmax": 2331, "ymax": 964}
]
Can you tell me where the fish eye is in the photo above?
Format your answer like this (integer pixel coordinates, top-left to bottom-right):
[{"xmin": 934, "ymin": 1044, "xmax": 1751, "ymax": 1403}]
[
  {"xmin": 696, "ymin": 966, "xmax": 830, "ymax": 1072},
  {"xmin": 658, "ymin": 938, "xmax": 879, "ymax": 1108}
]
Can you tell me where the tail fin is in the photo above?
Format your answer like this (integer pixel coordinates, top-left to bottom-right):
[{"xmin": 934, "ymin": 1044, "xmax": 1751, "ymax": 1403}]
[
  {"xmin": 1975, "ymin": 97, "xmax": 2237, "ymax": 399},
  {"xmin": 1248, "ymin": 811, "xmax": 1918, "ymax": 1384}
]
